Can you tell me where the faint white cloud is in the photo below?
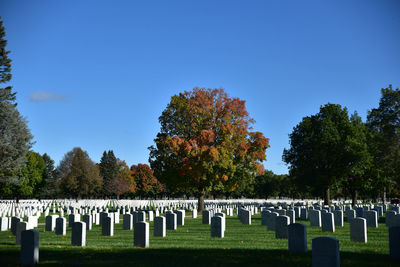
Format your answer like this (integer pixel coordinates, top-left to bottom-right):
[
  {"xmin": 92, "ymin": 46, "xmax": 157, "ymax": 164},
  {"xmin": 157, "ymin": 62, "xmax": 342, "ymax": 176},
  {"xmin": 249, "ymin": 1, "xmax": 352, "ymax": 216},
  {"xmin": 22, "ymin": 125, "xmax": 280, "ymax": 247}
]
[{"xmin": 29, "ymin": 90, "xmax": 68, "ymax": 102}]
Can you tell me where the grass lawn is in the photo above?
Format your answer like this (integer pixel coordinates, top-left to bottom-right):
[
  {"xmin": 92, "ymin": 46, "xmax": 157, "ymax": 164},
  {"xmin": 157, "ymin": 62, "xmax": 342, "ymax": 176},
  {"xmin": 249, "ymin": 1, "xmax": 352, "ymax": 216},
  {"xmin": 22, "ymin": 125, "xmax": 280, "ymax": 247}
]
[{"xmin": 0, "ymin": 212, "xmax": 399, "ymax": 266}]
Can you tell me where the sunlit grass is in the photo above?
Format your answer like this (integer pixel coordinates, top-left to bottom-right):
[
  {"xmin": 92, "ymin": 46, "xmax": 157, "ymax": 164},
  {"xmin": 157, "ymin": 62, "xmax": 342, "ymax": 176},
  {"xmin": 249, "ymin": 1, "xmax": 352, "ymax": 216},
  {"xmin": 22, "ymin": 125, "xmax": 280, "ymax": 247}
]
[{"xmin": 0, "ymin": 212, "xmax": 398, "ymax": 266}]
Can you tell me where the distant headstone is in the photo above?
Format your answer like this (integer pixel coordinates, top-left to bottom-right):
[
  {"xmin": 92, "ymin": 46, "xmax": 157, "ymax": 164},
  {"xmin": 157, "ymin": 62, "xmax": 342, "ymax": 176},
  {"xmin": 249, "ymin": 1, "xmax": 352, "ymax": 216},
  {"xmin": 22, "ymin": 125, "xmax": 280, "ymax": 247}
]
[
  {"xmin": 11, "ymin": 217, "xmax": 21, "ymax": 235},
  {"xmin": 100, "ymin": 212, "xmax": 108, "ymax": 225},
  {"xmin": 114, "ymin": 212, "xmax": 120, "ymax": 224},
  {"xmin": 389, "ymin": 226, "xmax": 400, "ymax": 260},
  {"xmin": 123, "ymin": 214, "xmax": 133, "ymax": 230},
  {"xmin": 102, "ymin": 216, "xmax": 114, "ymax": 236},
  {"xmin": 287, "ymin": 210, "xmax": 295, "ymax": 224},
  {"xmin": 322, "ymin": 212, "xmax": 335, "ymax": 232},
  {"xmin": 132, "ymin": 211, "xmax": 138, "ymax": 225},
  {"xmin": 261, "ymin": 210, "xmax": 271, "ymax": 226},
  {"xmin": 275, "ymin": 215, "xmax": 290, "ymax": 239},
  {"xmin": 16, "ymin": 221, "xmax": 28, "ymax": 245},
  {"xmin": 55, "ymin": 217, "xmax": 66, "ymax": 235},
  {"xmin": 148, "ymin": 210, "xmax": 154, "ymax": 222},
  {"xmin": 312, "ymin": 236, "xmax": 340, "ymax": 267},
  {"xmin": 138, "ymin": 211, "xmax": 146, "ymax": 222},
  {"xmin": 192, "ymin": 209, "xmax": 197, "ymax": 218},
  {"xmin": 288, "ymin": 223, "xmax": 307, "ymax": 253},
  {"xmin": 1, "ymin": 217, "xmax": 8, "ymax": 231},
  {"xmin": 300, "ymin": 208, "xmax": 308, "ymax": 220},
  {"xmin": 386, "ymin": 210, "xmax": 397, "ymax": 227},
  {"xmin": 202, "ymin": 210, "xmax": 211, "ymax": 225},
  {"xmin": 211, "ymin": 216, "xmax": 224, "ymax": 238},
  {"xmin": 276, "ymin": 209, "xmax": 286, "ymax": 216},
  {"xmin": 71, "ymin": 221, "xmax": 86, "ymax": 246},
  {"xmin": 241, "ymin": 209, "xmax": 251, "ymax": 225},
  {"xmin": 356, "ymin": 207, "xmax": 364, "ymax": 218},
  {"xmin": 68, "ymin": 214, "xmax": 80, "ymax": 227},
  {"xmin": 83, "ymin": 214, "xmax": 92, "ymax": 230},
  {"xmin": 309, "ymin": 210, "xmax": 321, "ymax": 227},
  {"xmin": 94, "ymin": 213, "xmax": 100, "ymax": 225},
  {"xmin": 268, "ymin": 212, "xmax": 279, "ymax": 231},
  {"xmin": 45, "ymin": 215, "xmax": 58, "ymax": 231},
  {"xmin": 154, "ymin": 216, "xmax": 166, "ymax": 237},
  {"xmin": 166, "ymin": 212, "xmax": 177, "ymax": 230},
  {"xmin": 27, "ymin": 216, "xmax": 37, "ymax": 229},
  {"xmin": 20, "ymin": 229, "xmax": 39, "ymax": 266},
  {"xmin": 346, "ymin": 209, "xmax": 356, "ymax": 221},
  {"xmin": 364, "ymin": 210, "xmax": 378, "ymax": 228},
  {"xmin": 350, "ymin": 217, "xmax": 367, "ymax": 243},
  {"xmin": 333, "ymin": 210, "xmax": 343, "ymax": 227},
  {"xmin": 134, "ymin": 221, "xmax": 149, "ymax": 248},
  {"xmin": 176, "ymin": 210, "xmax": 185, "ymax": 226},
  {"xmin": 294, "ymin": 207, "xmax": 300, "ymax": 218}
]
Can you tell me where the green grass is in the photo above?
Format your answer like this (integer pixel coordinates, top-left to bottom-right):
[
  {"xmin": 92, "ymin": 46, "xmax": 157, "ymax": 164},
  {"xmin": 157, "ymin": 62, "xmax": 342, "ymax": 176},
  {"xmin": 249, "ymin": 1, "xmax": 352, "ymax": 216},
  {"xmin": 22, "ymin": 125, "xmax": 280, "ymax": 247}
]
[{"xmin": 0, "ymin": 212, "xmax": 399, "ymax": 266}]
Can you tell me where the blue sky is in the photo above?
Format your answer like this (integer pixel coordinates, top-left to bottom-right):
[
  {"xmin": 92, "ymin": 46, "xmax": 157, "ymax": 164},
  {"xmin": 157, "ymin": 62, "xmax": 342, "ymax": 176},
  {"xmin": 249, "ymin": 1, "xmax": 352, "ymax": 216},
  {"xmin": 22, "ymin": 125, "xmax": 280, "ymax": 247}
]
[{"xmin": 1, "ymin": 0, "xmax": 399, "ymax": 174}]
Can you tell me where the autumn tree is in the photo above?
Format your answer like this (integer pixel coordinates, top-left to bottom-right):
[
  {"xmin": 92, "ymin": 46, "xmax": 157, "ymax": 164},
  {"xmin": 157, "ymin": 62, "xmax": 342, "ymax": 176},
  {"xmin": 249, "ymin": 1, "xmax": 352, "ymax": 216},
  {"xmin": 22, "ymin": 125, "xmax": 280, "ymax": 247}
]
[
  {"xmin": 149, "ymin": 88, "xmax": 269, "ymax": 211},
  {"xmin": 0, "ymin": 17, "xmax": 33, "ymax": 195},
  {"xmin": 366, "ymin": 85, "xmax": 400, "ymax": 202},
  {"xmin": 283, "ymin": 104, "xmax": 370, "ymax": 205},
  {"xmin": 57, "ymin": 147, "xmax": 102, "ymax": 198},
  {"xmin": 99, "ymin": 150, "xmax": 118, "ymax": 197},
  {"xmin": 131, "ymin": 164, "xmax": 162, "ymax": 198},
  {"xmin": 114, "ymin": 159, "xmax": 136, "ymax": 198}
]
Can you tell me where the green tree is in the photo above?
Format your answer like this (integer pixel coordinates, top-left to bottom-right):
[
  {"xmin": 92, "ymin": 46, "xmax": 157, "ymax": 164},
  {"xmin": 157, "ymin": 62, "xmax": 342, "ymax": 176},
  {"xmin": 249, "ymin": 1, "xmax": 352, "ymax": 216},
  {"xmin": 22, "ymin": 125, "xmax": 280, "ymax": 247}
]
[
  {"xmin": 0, "ymin": 17, "xmax": 33, "ymax": 195},
  {"xmin": 149, "ymin": 88, "xmax": 269, "ymax": 211},
  {"xmin": 283, "ymin": 104, "xmax": 369, "ymax": 205},
  {"xmin": 340, "ymin": 112, "xmax": 372, "ymax": 206},
  {"xmin": 254, "ymin": 170, "xmax": 280, "ymax": 199},
  {"xmin": 0, "ymin": 17, "xmax": 14, "ymax": 103},
  {"xmin": 18, "ymin": 152, "xmax": 46, "ymax": 198},
  {"xmin": 99, "ymin": 150, "xmax": 118, "ymax": 197},
  {"xmin": 366, "ymin": 85, "xmax": 400, "ymax": 202},
  {"xmin": 58, "ymin": 147, "xmax": 102, "ymax": 198},
  {"xmin": 37, "ymin": 153, "xmax": 57, "ymax": 198}
]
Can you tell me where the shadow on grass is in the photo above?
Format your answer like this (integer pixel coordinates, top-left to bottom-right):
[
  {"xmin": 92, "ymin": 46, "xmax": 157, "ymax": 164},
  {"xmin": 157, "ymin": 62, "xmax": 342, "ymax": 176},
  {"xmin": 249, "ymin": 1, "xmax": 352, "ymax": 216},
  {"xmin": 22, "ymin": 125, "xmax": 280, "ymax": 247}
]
[{"xmin": 1, "ymin": 247, "xmax": 399, "ymax": 267}]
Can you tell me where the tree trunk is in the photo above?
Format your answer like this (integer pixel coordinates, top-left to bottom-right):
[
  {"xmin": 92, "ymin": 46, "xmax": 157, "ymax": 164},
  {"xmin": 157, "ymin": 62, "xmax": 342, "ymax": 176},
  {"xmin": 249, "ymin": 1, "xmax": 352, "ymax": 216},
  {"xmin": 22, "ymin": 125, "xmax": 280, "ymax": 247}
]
[
  {"xmin": 324, "ymin": 187, "xmax": 330, "ymax": 206},
  {"xmin": 351, "ymin": 190, "xmax": 357, "ymax": 207},
  {"xmin": 198, "ymin": 191, "xmax": 205, "ymax": 213}
]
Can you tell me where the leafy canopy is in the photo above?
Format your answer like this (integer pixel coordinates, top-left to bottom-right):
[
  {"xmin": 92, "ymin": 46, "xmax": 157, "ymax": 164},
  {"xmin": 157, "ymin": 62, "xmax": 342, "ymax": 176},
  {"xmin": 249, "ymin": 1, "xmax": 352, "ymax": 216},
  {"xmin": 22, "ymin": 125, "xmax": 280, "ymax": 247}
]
[
  {"xmin": 57, "ymin": 147, "xmax": 102, "ymax": 198},
  {"xmin": 149, "ymin": 88, "xmax": 269, "ymax": 197},
  {"xmin": 283, "ymin": 103, "xmax": 370, "ymax": 205}
]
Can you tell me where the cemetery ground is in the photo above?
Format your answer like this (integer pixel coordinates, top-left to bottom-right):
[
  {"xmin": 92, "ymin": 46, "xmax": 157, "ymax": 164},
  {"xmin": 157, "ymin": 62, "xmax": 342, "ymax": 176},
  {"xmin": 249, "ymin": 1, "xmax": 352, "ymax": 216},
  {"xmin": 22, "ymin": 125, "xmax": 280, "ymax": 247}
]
[{"xmin": 0, "ymin": 213, "xmax": 398, "ymax": 266}]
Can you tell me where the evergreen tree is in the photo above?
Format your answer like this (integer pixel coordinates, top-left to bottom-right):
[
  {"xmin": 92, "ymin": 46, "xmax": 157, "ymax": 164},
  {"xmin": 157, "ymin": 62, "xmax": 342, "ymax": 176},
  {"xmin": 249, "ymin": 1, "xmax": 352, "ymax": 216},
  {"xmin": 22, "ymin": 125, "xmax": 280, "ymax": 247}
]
[
  {"xmin": 0, "ymin": 17, "xmax": 33, "ymax": 197},
  {"xmin": 99, "ymin": 150, "xmax": 118, "ymax": 197},
  {"xmin": 0, "ymin": 17, "xmax": 15, "ymax": 103},
  {"xmin": 38, "ymin": 153, "xmax": 57, "ymax": 198}
]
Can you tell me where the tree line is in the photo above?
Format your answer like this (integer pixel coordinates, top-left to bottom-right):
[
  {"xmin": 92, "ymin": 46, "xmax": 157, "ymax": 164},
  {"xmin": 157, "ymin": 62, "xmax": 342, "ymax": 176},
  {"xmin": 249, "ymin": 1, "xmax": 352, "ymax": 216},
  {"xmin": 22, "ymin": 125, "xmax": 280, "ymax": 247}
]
[
  {"xmin": 0, "ymin": 147, "xmax": 163, "ymax": 199},
  {"xmin": 281, "ymin": 86, "xmax": 400, "ymax": 206}
]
